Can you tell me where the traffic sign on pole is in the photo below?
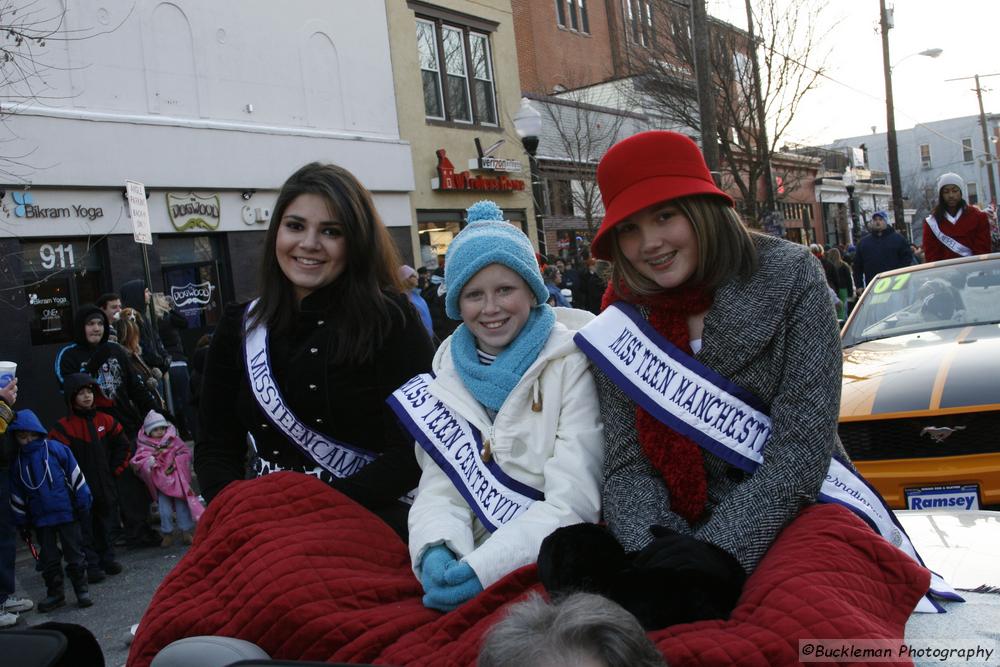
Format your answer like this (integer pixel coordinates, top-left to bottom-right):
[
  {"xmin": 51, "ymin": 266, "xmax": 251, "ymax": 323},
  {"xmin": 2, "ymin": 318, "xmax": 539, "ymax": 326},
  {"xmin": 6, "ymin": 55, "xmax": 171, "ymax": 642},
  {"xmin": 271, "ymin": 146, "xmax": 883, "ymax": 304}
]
[{"xmin": 126, "ymin": 180, "xmax": 153, "ymax": 245}]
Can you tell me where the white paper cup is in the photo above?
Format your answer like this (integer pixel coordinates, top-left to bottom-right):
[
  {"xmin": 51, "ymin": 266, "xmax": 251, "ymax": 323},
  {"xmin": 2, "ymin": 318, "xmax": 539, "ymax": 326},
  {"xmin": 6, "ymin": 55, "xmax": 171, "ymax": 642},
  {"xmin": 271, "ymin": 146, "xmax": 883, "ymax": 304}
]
[{"xmin": 0, "ymin": 361, "xmax": 15, "ymax": 387}]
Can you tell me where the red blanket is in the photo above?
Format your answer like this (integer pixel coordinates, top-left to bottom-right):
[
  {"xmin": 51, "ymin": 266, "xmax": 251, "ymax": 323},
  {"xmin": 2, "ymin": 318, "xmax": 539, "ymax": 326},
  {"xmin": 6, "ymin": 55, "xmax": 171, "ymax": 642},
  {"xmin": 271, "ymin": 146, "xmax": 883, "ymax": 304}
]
[{"xmin": 129, "ymin": 473, "xmax": 929, "ymax": 667}]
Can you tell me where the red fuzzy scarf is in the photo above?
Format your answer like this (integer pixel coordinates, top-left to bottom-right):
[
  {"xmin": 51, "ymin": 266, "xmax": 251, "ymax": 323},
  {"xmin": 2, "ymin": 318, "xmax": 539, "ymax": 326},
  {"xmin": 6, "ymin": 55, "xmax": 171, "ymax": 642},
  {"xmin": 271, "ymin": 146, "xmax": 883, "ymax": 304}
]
[{"xmin": 602, "ymin": 280, "xmax": 713, "ymax": 524}]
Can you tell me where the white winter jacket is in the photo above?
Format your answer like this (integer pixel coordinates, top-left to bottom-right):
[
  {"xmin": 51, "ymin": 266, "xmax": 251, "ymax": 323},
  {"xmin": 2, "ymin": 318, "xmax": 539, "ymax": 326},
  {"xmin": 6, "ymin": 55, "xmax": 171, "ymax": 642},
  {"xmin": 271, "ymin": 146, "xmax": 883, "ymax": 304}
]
[{"xmin": 408, "ymin": 307, "xmax": 604, "ymax": 589}]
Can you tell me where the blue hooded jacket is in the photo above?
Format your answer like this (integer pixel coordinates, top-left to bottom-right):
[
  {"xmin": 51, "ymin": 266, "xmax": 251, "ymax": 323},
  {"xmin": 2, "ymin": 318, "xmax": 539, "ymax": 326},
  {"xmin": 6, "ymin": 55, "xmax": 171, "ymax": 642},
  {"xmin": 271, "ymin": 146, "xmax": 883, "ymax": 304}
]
[{"xmin": 8, "ymin": 409, "xmax": 93, "ymax": 527}]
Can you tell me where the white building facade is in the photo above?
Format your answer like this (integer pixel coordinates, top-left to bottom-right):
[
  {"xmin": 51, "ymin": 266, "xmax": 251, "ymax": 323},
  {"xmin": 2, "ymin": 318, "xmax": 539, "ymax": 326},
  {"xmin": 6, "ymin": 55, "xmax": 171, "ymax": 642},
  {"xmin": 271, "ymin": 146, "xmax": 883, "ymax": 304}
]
[
  {"xmin": 0, "ymin": 0, "xmax": 415, "ymax": 424},
  {"xmin": 829, "ymin": 113, "xmax": 1000, "ymax": 241}
]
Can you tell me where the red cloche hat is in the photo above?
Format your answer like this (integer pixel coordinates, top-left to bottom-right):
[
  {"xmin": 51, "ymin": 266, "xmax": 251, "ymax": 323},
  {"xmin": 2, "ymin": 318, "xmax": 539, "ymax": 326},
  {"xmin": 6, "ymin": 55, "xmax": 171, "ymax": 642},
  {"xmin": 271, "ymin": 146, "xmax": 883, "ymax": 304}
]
[{"xmin": 591, "ymin": 131, "xmax": 734, "ymax": 260}]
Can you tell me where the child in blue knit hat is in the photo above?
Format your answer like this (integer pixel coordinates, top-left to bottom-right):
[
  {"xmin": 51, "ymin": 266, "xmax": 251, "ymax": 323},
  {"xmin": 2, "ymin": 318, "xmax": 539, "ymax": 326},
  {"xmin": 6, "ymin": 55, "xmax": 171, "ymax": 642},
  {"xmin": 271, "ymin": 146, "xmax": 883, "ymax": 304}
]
[{"xmin": 393, "ymin": 200, "xmax": 604, "ymax": 612}]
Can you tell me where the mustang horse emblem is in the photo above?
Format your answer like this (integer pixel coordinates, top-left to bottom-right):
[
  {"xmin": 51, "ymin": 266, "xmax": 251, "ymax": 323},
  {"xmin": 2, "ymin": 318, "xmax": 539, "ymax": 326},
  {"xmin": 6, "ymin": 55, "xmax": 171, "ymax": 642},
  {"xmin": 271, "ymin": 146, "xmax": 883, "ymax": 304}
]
[{"xmin": 919, "ymin": 426, "xmax": 966, "ymax": 443}]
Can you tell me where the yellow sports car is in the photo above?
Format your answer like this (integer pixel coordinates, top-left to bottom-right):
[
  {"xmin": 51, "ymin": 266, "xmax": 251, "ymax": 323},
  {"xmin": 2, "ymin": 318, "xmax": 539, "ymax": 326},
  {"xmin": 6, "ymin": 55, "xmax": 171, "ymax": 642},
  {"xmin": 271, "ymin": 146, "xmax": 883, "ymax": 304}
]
[{"xmin": 839, "ymin": 252, "xmax": 1000, "ymax": 510}]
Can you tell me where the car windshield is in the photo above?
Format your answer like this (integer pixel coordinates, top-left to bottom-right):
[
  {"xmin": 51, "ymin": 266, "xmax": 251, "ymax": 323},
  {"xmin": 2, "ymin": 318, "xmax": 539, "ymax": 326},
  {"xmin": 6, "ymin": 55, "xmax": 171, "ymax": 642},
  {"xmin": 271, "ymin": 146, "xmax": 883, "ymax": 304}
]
[{"xmin": 842, "ymin": 258, "xmax": 1000, "ymax": 347}]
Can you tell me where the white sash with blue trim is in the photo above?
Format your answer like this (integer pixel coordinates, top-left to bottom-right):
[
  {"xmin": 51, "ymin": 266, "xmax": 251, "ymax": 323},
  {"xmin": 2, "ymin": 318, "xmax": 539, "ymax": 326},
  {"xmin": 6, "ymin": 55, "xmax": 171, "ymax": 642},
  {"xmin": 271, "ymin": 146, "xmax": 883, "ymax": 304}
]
[
  {"xmin": 925, "ymin": 214, "xmax": 972, "ymax": 257},
  {"xmin": 243, "ymin": 300, "xmax": 377, "ymax": 479},
  {"xmin": 388, "ymin": 373, "xmax": 544, "ymax": 533},
  {"xmin": 575, "ymin": 302, "xmax": 963, "ymax": 613}
]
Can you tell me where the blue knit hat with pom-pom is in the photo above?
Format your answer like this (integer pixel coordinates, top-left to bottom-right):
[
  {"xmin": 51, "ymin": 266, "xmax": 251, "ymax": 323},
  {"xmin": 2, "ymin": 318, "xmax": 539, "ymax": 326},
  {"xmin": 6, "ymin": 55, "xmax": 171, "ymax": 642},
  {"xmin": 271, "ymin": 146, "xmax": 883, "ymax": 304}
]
[{"xmin": 444, "ymin": 200, "xmax": 549, "ymax": 320}]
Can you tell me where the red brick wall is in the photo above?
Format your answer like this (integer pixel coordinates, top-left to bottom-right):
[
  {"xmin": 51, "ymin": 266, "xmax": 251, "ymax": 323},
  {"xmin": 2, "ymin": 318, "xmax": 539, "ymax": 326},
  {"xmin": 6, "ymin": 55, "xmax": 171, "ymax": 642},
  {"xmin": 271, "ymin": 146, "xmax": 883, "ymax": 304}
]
[{"xmin": 511, "ymin": 0, "xmax": 618, "ymax": 94}]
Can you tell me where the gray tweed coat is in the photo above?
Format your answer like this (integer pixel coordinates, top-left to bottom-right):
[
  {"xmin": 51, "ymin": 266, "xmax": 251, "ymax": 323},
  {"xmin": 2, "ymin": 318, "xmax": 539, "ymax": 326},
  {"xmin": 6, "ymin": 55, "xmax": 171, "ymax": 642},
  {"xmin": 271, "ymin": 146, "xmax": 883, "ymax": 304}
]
[{"xmin": 596, "ymin": 233, "xmax": 850, "ymax": 574}]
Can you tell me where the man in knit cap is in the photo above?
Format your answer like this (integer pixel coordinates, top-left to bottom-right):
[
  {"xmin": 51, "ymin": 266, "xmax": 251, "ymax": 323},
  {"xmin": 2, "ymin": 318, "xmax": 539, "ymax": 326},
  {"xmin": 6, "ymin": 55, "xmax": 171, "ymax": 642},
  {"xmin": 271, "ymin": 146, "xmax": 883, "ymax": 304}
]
[
  {"xmin": 922, "ymin": 172, "xmax": 991, "ymax": 263},
  {"xmin": 852, "ymin": 211, "xmax": 913, "ymax": 290}
]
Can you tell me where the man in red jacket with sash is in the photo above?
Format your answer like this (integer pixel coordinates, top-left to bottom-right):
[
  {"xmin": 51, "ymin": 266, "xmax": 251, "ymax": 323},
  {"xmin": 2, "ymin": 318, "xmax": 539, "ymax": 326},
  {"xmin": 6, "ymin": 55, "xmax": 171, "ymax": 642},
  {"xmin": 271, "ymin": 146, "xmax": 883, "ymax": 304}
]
[{"xmin": 922, "ymin": 172, "xmax": 991, "ymax": 262}]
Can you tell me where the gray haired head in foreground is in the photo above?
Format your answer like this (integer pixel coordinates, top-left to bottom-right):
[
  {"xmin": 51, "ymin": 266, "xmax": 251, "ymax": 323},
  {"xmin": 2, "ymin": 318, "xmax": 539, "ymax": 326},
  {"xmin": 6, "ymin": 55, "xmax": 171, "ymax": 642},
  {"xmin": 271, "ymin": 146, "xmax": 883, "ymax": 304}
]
[{"xmin": 477, "ymin": 592, "xmax": 666, "ymax": 667}]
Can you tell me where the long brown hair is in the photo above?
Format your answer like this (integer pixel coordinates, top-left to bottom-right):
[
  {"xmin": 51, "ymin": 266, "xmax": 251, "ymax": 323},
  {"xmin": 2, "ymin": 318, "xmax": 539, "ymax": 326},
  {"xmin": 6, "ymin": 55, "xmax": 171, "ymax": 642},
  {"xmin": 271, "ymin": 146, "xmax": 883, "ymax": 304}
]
[
  {"xmin": 826, "ymin": 247, "xmax": 845, "ymax": 268},
  {"xmin": 249, "ymin": 162, "xmax": 405, "ymax": 364},
  {"xmin": 608, "ymin": 194, "xmax": 757, "ymax": 296}
]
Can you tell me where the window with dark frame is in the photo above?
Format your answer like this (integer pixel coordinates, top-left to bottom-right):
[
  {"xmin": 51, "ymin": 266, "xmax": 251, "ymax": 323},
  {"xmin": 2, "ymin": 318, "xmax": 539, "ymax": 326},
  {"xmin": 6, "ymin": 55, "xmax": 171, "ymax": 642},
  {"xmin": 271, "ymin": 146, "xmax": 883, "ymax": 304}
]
[
  {"xmin": 967, "ymin": 182, "xmax": 978, "ymax": 205},
  {"xmin": 623, "ymin": 0, "xmax": 651, "ymax": 47},
  {"xmin": 643, "ymin": 1, "xmax": 653, "ymax": 47},
  {"xmin": 919, "ymin": 144, "xmax": 931, "ymax": 168},
  {"xmin": 556, "ymin": 1, "xmax": 589, "ymax": 33},
  {"xmin": 962, "ymin": 138, "xmax": 974, "ymax": 163},
  {"xmin": 546, "ymin": 179, "xmax": 576, "ymax": 216},
  {"xmin": 414, "ymin": 14, "xmax": 497, "ymax": 126}
]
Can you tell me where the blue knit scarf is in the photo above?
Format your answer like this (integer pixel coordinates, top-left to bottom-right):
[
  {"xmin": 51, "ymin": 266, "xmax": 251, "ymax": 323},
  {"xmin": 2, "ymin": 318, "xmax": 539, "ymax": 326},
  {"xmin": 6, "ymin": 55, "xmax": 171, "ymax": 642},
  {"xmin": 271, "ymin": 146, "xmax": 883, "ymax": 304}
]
[{"xmin": 450, "ymin": 304, "xmax": 556, "ymax": 412}]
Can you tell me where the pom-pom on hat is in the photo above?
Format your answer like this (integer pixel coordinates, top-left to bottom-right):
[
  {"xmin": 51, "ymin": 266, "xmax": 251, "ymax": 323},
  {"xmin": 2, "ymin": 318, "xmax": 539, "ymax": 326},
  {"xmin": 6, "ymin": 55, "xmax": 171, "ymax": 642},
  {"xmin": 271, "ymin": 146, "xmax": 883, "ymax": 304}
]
[
  {"xmin": 444, "ymin": 200, "xmax": 549, "ymax": 320},
  {"xmin": 936, "ymin": 172, "xmax": 965, "ymax": 199},
  {"xmin": 143, "ymin": 409, "xmax": 170, "ymax": 435},
  {"xmin": 591, "ymin": 131, "xmax": 733, "ymax": 260}
]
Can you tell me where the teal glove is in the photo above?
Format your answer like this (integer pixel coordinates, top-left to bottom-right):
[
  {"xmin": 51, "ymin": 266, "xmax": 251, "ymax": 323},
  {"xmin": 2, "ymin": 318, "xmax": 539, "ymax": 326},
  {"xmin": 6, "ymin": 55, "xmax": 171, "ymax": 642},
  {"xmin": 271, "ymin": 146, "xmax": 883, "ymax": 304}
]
[
  {"xmin": 419, "ymin": 544, "xmax": 457, "ymax": 591},
  {"xmin": 442, "ymin": 560, "xmax": 477, "ymax": 586},
  {"xmin": 422, "ymin": 561, "xmax": 483, "ymax": 612}
]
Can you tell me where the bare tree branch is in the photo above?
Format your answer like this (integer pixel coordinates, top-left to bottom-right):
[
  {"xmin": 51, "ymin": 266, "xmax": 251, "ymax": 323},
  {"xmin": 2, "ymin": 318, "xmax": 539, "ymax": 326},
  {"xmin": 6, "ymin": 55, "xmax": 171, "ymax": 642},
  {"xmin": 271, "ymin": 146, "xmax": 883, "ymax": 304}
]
[
  {"xmin": 538, "ymin": 85, "xmax": 633, "ymax": 236},
  {"xmin": 0, "ymin": 1, "xmax": 131, "ymax": 179},
  {"xmin": 621, "ymin": 0, "xmax": 832, "ymax": 224}
]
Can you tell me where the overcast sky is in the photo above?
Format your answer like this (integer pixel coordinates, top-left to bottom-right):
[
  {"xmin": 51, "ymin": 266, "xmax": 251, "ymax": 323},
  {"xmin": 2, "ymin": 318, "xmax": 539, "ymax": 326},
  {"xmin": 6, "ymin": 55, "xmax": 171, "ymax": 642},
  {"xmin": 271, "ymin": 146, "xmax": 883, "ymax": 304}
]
[{"xmin": 706, "ymin": 0, "xmax": 1000, "ymax": 146}]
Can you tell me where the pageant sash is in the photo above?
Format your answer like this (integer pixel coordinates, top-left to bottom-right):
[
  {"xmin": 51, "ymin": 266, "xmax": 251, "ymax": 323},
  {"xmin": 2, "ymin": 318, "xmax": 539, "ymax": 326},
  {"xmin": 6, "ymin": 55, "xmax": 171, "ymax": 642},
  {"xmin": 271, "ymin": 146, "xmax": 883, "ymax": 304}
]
[
  {"xmin": 388, "ymin": 373, "xmax": 544, "ymax": 533},
  {"xmin": 575, "ymin": 302, "xmax": 963, "ymax": 613},
  {"xmin": 925, "ymin": 214, "xmax": 972, "ymax": 257},
  {"xmin": 243, "ymin": 301, "xmax": 377, "ymax": 479}
]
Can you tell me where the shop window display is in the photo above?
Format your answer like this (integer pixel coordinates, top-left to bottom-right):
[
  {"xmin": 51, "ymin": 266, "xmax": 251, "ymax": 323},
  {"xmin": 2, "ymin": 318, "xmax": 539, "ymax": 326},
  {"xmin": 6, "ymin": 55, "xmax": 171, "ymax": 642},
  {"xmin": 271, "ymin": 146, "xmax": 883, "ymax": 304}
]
[
  {"xmin": 158, "ymin": 235, "xmax": 225, "ymax": 335},
  {"xmin": 418, "ymin": 213, "xmax": 527, "ymax": 271},
  {"xmin": 21, "ymin": 238, "xmax": 104, "ymax": 346}
]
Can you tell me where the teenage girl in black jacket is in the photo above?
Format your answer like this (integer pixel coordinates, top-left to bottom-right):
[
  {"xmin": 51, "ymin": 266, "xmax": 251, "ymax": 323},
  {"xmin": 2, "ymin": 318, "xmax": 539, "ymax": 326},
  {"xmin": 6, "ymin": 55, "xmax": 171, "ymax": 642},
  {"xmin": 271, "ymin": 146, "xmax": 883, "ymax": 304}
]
[{"xmin": 194, "ymin": 163, "xmax": 434, "ymax": 535}]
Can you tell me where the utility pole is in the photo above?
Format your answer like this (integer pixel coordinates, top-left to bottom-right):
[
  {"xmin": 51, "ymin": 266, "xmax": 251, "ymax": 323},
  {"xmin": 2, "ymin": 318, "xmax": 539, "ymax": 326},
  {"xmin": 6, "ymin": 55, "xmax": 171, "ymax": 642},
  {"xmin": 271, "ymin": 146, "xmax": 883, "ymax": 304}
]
[
  {"xmin": 745, "ymin": 0, "xmax": 775, "ymax": 217},
  {"xmin": 879, "ymin": 0, "xmax": 906, "ymax": 236},
  {"xmin": 946, "ymin": 73, "xmax": 1000, "ymax": 205},
  {"xmin": 690, "ymin": 0, "xmax": 719, "ymax": 179}
]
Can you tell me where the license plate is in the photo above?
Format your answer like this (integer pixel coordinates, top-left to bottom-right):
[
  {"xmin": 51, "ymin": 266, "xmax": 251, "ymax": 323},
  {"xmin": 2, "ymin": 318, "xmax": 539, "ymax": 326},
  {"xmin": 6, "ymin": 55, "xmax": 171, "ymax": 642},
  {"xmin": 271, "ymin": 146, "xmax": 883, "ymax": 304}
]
[{"xmin": 904, "ymin": 484, "xmax": 980, "ymax": 511}]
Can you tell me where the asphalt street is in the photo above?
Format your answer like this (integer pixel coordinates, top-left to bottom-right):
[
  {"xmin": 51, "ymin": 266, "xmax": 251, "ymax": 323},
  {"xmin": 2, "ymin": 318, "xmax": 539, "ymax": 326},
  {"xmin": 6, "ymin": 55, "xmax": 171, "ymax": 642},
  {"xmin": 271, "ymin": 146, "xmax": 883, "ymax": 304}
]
[{"xmin": 9, "ymin": 534, "xmax": 190, "ymax": 667}]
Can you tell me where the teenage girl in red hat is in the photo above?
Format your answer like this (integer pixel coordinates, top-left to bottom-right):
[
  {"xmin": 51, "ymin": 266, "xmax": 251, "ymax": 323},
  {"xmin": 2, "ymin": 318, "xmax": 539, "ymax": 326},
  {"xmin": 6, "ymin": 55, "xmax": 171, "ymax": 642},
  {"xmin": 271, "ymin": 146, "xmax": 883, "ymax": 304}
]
[{"xmin": 539, "ymin": 130, "xmax": 857, "ymax": 629}]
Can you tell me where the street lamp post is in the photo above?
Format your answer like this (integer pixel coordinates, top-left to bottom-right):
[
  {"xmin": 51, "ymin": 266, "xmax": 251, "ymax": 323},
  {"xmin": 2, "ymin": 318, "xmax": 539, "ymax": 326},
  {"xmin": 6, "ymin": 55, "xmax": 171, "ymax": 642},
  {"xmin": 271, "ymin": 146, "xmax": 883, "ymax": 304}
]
[
  {"xmin": 844, "ymin": 167, "xmax": 859, "ymax": 245},
  {"xmin": 880, "ymin": 0, "xmax": 942, "ymax": 238},
  {"xmin": 513, "ymin": 97, "xmax": 546, "ymax": 254}
]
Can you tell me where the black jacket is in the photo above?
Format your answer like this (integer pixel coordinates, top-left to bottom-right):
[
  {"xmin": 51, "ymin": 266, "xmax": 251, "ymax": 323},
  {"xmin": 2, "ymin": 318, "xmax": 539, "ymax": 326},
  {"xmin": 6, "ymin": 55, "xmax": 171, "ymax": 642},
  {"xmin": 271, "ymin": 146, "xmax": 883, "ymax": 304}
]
[
  {"xmin": 194, "ymin": 283, "xmax": 435, "ymax": 509},
  {"xmin": 55, "ymin": 305, "xmax": 159, "ymax": 437},
  {"xmin": 832, "ymin": 263, "xmax": 853, "ymax": 294},
  {"xmin": 421, "ymin": 274, "xmax": 459, "ymax": 345},
  {"xmin": 581, "ymin": 270, "xmax": 607, "ymax": 315},
  {"xmin": 120, "ymin": 279, "xmax": 170, "ymax": 371},
  {"xmin": 158, "ymin": 309, "xmax": 189, "ymax": 362},
  {"xmin": 852, "ymin": 228, "xmax": 913, "ymax": 288},
  {"xmin": 558, "ymin": 267, "xmax": 584, "ymax": 309}
]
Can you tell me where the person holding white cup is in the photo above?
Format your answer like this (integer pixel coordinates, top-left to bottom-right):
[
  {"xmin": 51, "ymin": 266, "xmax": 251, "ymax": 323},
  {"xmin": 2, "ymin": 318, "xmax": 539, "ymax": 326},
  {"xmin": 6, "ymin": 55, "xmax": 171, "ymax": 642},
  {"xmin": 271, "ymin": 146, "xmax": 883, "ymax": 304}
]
[{"xmin": 0, "ymin": 361, "xmax": 16, "ymax": 388}]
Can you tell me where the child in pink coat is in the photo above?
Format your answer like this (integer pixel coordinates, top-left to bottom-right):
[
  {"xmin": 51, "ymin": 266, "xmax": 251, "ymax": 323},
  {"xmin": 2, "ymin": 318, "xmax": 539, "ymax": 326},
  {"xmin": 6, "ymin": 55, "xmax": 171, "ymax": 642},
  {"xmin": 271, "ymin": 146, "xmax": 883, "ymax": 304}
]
[{"xmin": 132, "ymin": 410, "xmax": 204, "ymax": 546}]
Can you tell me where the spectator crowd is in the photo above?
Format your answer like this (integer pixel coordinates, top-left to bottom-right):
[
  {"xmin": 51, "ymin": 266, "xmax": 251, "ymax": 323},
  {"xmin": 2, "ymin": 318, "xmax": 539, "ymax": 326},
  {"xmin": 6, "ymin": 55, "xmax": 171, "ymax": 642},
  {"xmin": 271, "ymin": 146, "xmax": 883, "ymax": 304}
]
[{"xmin": 2, "ymin": 280, "xmax": 209, "ymax": 627}]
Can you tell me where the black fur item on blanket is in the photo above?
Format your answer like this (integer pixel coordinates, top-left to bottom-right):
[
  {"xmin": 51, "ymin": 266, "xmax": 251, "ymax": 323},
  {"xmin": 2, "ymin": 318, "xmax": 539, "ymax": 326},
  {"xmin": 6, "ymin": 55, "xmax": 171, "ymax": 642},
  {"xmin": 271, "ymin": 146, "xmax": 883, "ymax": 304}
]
[
  {"xmin": 538, "ymin": 523, "xmax": 747, "ymax": 630},
  {"xmin": 538, "ymin": 522, "xmax": 628, "ymax": 596}
]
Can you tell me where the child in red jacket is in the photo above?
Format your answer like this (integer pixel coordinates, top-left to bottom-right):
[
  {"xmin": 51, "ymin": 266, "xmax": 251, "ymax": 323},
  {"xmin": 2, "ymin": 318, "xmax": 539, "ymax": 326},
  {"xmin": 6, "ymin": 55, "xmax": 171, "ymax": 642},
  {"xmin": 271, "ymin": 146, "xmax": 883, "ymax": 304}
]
[{"xmin": 49, "ymin": 373, "xmax": 130, "ymax": 582}]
